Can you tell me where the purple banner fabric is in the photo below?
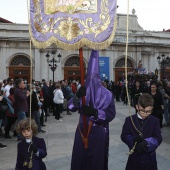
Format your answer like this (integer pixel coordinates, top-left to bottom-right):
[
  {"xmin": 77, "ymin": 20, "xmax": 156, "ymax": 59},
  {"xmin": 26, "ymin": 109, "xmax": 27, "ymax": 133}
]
[{"xmin": 29, "ymin": 0, "xmax": 117, "ymax": 50}]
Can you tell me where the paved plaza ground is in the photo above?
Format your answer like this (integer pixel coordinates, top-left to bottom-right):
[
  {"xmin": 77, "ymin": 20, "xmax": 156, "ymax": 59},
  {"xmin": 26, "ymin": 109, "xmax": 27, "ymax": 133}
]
[{"xmin": 0, "ymin": 101, "xmax": 170, "ymax": 170}]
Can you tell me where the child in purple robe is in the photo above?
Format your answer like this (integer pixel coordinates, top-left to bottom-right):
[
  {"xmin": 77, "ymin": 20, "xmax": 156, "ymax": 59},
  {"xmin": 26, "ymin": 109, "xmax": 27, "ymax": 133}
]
[
  {"xmin": 15, "ymin": 118, "xmax": 47, "ymax": 170},
  {"xmin": 121, "ymin": 93, "xmax": 162, "ymax": 170},
  {"xmin": 68, "ymin": 50, "xmax": 116, "ymax": 170}
]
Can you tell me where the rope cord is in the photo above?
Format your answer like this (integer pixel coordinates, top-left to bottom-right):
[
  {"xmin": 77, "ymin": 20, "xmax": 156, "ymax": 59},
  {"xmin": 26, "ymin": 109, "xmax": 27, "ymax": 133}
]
[
  {"xmin": 125, "ymin": 0, "xmax": 141, "ymax": 134},
  {"xmin": 27, "ymin": 1, "xmax": 49, "ymax": 160},
  {"xmin": 27, "ymin": 0, "xmax": 33, "ymax": 131}
]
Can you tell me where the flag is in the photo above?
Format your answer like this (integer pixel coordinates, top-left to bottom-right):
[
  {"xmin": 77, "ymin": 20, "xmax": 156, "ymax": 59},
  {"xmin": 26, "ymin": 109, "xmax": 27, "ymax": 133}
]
[{"xmin": 29, "ymin": 0, "xmax": 117, "ymax": 50}]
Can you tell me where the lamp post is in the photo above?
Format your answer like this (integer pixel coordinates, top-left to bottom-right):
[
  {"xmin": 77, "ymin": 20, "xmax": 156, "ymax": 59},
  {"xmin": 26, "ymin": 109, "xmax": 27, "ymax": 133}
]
[
  {"xmin": 157, "ymin": 53, "xmax": 169, "ymax": 79},
  {"xmin": 155, "ymin": 68, "xmax": 158, "ymax": 76},
  {"xmin": 46, "ymin": 50, "xmax": 62, "ymax": 83}
]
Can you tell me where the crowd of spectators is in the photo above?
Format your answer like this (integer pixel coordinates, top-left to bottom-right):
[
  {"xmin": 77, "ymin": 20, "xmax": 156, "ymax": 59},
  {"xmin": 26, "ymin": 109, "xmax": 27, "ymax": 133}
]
[
  {"xmin": 106, "ymin": 78, "xmax": 170, "ymax": 129},
  {"xmin": 1, "ymin": 77, "xmax": 170, "ymax": 149},
  {"xmin": 0, "ymin": 78, "xmax": 78, "ymax": 149}
]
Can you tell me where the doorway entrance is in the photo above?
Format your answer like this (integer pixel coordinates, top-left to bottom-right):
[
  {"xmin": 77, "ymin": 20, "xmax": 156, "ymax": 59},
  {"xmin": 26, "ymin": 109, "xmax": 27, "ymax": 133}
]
[
  {"xmin": 115, "ymin": 68, "xmax": 133, "ymax": 82},
  {"xmin": 9, "ymin": 55, "xmax": 31, "ymax": 83},
  {"xmin": 115, "ymin": 58, "xmax": 134, "ymax": 82},
  {"xmin": 64, "ymin": 56, "xmax": 86, "ymax": 83}
]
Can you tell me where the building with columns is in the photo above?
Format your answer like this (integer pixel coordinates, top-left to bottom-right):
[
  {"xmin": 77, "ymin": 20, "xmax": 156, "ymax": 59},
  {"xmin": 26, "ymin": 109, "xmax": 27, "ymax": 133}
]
[{"xmin": 0, "ymin": 11, "xmax": 170, "ymax": 83}]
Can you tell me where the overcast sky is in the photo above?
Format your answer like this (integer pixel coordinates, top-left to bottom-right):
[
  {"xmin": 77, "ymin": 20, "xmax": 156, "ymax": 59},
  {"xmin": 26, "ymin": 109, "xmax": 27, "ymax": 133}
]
[{"xmin": 0, "ymin": 0, "xmax": 169, "ymax": 31}]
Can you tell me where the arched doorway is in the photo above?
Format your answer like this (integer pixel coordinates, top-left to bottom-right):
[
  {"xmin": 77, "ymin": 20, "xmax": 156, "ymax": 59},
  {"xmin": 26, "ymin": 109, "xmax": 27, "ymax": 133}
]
[
  {"xmin": 115, "ymin": 58, "xmax": 134, "ymax": 82},
  {"xmin": 160, "ymin": 65, "xmax": 170, "ymax": 80},
  {"xmin": 9, "ymin": 55, "xmax": 31, "ymax": 83},
  {"xmin": 64, "ymin": 56, "xmax": 86, "ymax": 82}
]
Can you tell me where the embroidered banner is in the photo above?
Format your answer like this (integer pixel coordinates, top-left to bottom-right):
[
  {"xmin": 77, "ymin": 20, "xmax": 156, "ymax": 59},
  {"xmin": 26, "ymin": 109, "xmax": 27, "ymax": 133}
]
[{"xmin": 29, "ymin": 0, "xmax": 117, "ymax": 50}]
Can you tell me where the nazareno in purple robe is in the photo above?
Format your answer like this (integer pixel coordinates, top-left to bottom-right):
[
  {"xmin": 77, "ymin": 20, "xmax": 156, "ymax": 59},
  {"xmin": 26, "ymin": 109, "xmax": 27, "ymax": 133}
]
[
  {"xmin": 15, "ymin": 136, "xmax": 47, "ymax": 170},
  {"xmin": 121, "ymin": 114, "xmax": 162, "ymax": 170},
  {"xmin": 68, "ymin": 50, "xmax": 116, "ymax": 170}
]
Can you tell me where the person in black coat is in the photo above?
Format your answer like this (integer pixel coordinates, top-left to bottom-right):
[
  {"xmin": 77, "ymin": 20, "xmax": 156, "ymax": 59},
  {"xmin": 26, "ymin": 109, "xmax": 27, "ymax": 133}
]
[
  {"xmin": 149, "ymin": 82, "xmax": 164, "ymax": 128},
  {"xmin": 27, "ymin": 86, "xmax": 45, "ymax": 133},
  {"xmin": 42, "ymin": 81, "xmax": 50, "ymax": 122},
  {"xmin": 15, "ymin": 118, "xmax": 47, "ymax": 170},
  {"xmin": 131, "ymin": 81, "xmax": 143, "ymax": 113},
  {"xmin": 115, "ymin": 81, "xmax": 122, "ymax": 101}
]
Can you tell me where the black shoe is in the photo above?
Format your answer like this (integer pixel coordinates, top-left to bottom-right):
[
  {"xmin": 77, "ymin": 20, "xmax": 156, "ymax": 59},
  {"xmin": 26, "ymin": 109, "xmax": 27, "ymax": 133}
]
[
  {"xmin": 163, "ymin": 123, "xmax": 168, "ymax": 127},
  {"xmin": 40, "ymin": 130, "xmax": 46, "ymax": 133},
  {"xmin": 41, "ymin": 124, "xmax": 46, "ymax": 127},
  {"xmin": 0, "ymin": 143, "xmax": 7, "ymax": 149},
  {"xmin": 47, "ymin": 114, "xmax": 50, "ymax": 116},
  {"xmin": 4, "ymin": 135, "xmax": 11, "ymax": 139},
  {"xmin": 59, "ymin": 116, "xmax": 63, "ymax": 118},
  {"xmin": 67, "ymin": 112, "xmax": 72, "ymax": 115}
]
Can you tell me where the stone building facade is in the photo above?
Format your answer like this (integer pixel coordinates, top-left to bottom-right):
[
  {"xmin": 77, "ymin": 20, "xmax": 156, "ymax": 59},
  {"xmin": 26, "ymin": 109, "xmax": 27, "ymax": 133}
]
[{"xmin": 0, "ymin": 12, "xmax": 170, "ymax": 83}]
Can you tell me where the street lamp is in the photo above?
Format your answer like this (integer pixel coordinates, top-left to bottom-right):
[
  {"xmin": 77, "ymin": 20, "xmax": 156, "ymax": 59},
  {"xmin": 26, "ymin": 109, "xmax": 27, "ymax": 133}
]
[
  {"xmin": 46, "ymin": 50, "xmax": 62, "ymax": 82},
  {"xmin": 157, "ymin": 53, "xmax": 169, "ymax": 79},
  {"xmin": 155, "ymin": 68, "xmax": 158, "ymax": 76}
]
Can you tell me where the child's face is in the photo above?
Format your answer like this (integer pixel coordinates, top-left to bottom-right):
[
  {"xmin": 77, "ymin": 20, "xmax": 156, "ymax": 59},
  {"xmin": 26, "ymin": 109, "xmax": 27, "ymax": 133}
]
[
  {"xmin": 136, "ymin": 105, "xmax": 153, "ymax": 119},
  {"xmin": 21, "ymin": 128, "xmax": 33, "ymax": 139}
]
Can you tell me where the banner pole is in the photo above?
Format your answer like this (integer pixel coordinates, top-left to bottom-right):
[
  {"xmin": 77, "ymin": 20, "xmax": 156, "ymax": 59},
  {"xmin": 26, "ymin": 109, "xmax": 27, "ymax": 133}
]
[{"xmin": 79, "ymin": 47, "xmax": 87, "ymax": 137}]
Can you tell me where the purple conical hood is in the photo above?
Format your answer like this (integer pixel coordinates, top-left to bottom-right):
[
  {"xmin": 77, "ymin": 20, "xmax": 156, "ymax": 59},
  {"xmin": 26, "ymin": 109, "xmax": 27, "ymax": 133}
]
[
  {"xmin": 86, "ymin": 50, "xmax": 100, "ymax": 76},
  {"xmin": 85, "ymin": 50, "xmax": 112, "ymax": 110}
]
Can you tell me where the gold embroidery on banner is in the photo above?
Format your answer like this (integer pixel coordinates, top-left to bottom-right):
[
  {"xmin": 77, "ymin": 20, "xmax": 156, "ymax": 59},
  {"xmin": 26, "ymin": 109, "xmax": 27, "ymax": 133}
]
[
  {"xmin": 44, "ymin": 0, "xmax": 56, "ymax": 14},
  {"xmin": 58, "ymin": 17, "xmax": 80, "ymax": 41},
  {"xmin": 33, "ymin": 0, "xmax": 46, "ymax": 34},
  {"xmin": 78, "ymin": 0, "xmax": 110, "ymax": 38},
  {"xmin": 29, "ymin": 18, "xmax": 117, "ymax": 50},
  {"xmin": 44, "ymin": 0, "xmax": 97, "ymax": 14},
  {"xmin": 30, "ymin": 0, "xmax": 117, "ymax": 50}
]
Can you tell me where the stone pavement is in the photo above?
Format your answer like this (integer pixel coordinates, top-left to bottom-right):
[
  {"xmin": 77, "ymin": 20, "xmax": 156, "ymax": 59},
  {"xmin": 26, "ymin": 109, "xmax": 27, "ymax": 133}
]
[{"xmin": 0, "ymin": 101, "xmax": 170, "ymax": 170}]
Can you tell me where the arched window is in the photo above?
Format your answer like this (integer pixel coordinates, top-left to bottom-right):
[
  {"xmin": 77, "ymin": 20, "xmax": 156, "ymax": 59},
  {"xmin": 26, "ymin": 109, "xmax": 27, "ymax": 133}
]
[
  {"xmin": 65, "ymin": 56, "xmax": 86, "ymax": 67},
  {"xmin": 115, "ymin": 58, "xmax": 133, "ymax": 68},
  {"xmin": 10, "ymin": 55, "xmax": 30, "ymax": 66}
]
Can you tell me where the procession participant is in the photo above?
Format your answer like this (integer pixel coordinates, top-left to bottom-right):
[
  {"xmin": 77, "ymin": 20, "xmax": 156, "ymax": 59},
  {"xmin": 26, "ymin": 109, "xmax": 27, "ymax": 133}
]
[
  {"xmin": 121, "ymin": 93, "xmax": 162, "ymax": 170},
  {"xmin": 68, "ymin": 50, "xmax": 116, "ymax": 170},
  {"xmin": 15, "ymin": 118, "xmax": 47, "ymax": 170}
]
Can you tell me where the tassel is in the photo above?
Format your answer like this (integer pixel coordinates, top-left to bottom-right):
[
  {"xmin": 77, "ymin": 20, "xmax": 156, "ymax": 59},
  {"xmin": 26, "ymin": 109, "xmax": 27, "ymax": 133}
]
[
  {"xmin": 23, "ymin": 161, "xmax": 28, "ymax": 166},
  {"xmin": 28, "ymin": 151, "xmax": 33, "ymax": 169},
  {"xmin": 127, "ymin": 142, "xmax": 137, "ymax": 155}
]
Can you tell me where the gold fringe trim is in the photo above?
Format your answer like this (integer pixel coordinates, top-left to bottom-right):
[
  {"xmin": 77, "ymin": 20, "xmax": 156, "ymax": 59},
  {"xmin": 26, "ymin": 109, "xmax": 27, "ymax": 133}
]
[{"xmin": 29, "ymin": 14, "xmax": 117, "ymax": 50}]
